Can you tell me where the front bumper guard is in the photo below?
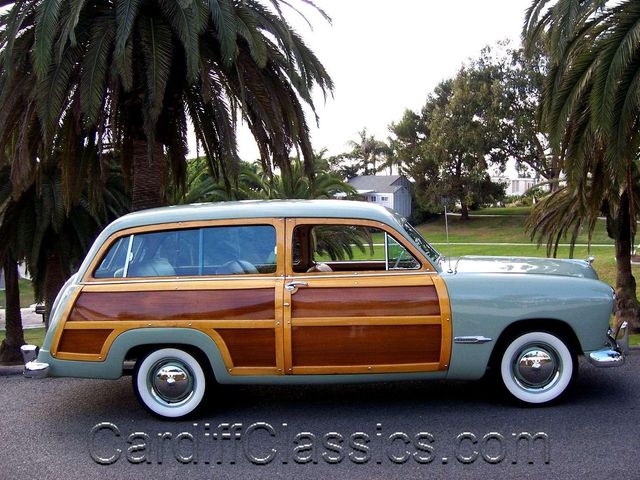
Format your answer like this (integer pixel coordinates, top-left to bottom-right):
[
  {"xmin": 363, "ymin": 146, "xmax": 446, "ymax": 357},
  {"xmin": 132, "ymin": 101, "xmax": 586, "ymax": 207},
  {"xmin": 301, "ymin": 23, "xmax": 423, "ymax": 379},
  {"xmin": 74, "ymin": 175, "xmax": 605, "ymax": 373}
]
[
  {"xmin": 21, "ymin": 344, "xmax": 50, "ymax": 379},
  {"xmin": 588, "ymin": 321, "xmax": 628, "ymax": 368}
]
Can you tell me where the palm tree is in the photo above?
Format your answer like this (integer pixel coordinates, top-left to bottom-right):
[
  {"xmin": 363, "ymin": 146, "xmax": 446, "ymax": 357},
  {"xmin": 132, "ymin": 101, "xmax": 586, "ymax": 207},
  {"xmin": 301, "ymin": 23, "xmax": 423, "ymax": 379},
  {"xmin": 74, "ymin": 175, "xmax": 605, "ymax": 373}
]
[
  {"xmin": 0, "ymin": 156, "xmax": 129, "ymax": 362},
  {"xmin": 523, "ymin": 0, "xmax": 640, "ymax": 329},
  {"xmin": 172, "ymin": 154, "xmax": 356, "ymax": 203},
  {"xmin": 341, "ymin": 129, "xmax": 392, "ymax": 176},
  {"xmin": 0, "ymin": 0, "xmax": 333, "ymax": 211}
]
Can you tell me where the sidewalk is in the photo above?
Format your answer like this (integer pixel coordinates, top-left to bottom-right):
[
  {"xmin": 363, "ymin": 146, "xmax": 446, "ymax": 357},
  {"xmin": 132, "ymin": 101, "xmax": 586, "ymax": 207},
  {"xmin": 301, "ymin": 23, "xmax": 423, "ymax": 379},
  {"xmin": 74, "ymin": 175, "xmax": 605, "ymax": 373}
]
[{"xmin": 0, "ymin": 305, "xmax": 44, "ymax": 331}]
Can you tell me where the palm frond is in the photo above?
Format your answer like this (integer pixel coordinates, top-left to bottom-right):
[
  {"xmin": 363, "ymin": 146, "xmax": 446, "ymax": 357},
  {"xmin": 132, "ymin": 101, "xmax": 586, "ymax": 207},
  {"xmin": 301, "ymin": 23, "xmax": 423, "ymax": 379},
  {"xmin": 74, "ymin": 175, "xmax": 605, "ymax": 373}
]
[
  {"xmin": 157, "ymin": 0, "xmax": 203, "ymax": 82},
  {"xmin": 138, "ymin": 15, "xmax": 173, "ymax": 137},
  {"xmin": 79, "ymin": 14, "xmax": 114, "ymax": 127},
  {"xmin": 33, "ymin": 0, "xmax": 63, "ymax": 78},
  {"xmin": 207, "ymin": 0, "xmax": 238, "ymax": 67}
]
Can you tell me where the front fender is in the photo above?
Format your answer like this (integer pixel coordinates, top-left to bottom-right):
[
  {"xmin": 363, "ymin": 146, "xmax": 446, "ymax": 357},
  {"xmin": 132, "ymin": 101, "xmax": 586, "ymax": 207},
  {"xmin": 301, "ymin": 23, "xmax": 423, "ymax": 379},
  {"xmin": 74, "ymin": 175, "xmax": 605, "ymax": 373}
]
[{"xmin": 442, "ymin": 273, "xmax": 614, "ymax": 379}]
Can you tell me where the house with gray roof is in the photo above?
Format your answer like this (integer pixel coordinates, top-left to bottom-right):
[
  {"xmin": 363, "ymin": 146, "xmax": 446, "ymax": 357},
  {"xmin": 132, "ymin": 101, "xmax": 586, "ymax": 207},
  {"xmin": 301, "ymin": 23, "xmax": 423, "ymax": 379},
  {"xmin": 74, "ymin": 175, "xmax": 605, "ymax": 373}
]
[{"xmin": 346, "ymin": 175, "xmax": 412, "ymax": 217}]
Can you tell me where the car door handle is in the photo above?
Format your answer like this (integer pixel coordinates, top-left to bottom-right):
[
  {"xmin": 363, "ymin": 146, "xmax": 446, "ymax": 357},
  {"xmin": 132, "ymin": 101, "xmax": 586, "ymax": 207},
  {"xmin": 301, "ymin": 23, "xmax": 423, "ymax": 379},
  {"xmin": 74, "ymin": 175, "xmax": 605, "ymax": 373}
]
[{"xmin": 285, "ymin": 281, "xmax": 308, "ymax": 293}]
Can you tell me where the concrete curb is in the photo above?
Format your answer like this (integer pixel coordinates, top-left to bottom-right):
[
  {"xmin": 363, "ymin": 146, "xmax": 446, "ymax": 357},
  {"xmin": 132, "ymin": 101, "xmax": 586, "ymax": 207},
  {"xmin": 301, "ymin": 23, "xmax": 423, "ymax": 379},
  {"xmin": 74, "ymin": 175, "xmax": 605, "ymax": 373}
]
[{"xmin": 0, "ymin": 365, "xmax": 23, "ymax": 376}]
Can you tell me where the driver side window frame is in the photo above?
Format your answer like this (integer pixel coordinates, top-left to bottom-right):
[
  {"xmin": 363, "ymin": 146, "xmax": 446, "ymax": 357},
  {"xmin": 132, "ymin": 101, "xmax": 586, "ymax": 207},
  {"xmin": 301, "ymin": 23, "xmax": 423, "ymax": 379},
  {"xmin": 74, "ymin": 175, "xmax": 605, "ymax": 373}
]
[{"xmin": 286, "ymin": 218, "xmax": 434, "ymax": 276}]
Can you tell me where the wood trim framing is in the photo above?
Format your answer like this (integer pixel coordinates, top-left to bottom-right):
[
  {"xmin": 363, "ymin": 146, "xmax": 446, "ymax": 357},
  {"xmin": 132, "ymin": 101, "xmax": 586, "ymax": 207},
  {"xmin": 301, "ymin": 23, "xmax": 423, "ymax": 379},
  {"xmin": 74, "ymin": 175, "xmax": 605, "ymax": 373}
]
[{"xmin": 52, "ymin": 215, "xmax": 453, "ymax": 377}]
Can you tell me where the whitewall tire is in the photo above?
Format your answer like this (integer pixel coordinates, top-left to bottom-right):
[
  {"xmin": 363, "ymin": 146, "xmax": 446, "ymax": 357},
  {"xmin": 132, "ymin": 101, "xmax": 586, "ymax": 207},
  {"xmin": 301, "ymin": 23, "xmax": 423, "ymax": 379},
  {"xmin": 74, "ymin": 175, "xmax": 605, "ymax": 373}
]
[
  {"xmin": 500, "ymin": 331, "xmax": 575, "ymax": 405},
  {"xmin": 133, "ymin": 348, "xmax": 207, "ymax": 418}
]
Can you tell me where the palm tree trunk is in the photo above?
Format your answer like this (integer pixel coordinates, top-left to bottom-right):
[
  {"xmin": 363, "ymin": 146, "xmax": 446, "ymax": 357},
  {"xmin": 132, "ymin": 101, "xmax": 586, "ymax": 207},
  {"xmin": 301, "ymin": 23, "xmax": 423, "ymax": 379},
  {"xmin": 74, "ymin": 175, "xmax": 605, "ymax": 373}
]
[
  {"xmin": 44, "ymin": 250, "xmax": 66, "ymax": 330},
  {"xmin": 612, "ymin": 191, "xmax": 639, "ymax": 332},
  {"xmin": 131, "ymin": 139, "xmax": 168, "ymax": 211},
  {"xmin": 0, "ymin": 258, "xmax": 24, "ymax": 363}
]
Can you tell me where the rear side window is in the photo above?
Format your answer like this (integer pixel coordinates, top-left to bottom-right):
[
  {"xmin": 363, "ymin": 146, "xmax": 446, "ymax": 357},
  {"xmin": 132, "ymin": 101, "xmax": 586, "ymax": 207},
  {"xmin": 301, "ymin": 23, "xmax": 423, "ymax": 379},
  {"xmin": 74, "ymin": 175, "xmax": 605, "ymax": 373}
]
[
  {"xmin": 94, "ymin": 237, "xmax": 129, "ymax": 278},
  {"xmin": 93, "ymin": 224, "xmax": 277, "ymax": 278}
]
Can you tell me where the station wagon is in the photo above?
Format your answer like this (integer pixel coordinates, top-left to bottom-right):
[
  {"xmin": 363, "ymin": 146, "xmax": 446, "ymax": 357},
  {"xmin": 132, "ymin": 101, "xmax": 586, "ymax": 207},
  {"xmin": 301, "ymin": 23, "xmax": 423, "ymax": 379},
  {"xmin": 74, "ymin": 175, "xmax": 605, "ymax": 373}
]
[{"xmin": 21, "ymin": 200, "xmax": 627, "ymax": 418}]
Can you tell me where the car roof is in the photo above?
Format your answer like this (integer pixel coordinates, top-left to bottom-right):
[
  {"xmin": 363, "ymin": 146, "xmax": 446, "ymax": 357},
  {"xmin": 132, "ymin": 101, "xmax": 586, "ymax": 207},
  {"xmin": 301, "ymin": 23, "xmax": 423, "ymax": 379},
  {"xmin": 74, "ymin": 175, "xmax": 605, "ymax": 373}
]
[
  {"xmin": 75, "ymin": 199, "xmax": 441, "ymax": 280},
  {"xmin": 107, "ymin": 199, "xmax": 402, "ymax": 232}
]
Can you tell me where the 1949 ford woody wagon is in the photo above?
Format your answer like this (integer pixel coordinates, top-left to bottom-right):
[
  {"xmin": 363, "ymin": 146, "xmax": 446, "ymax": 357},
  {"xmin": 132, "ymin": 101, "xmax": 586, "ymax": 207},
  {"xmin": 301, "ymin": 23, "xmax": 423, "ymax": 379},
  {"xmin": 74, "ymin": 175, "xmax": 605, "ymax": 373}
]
[{"xmin": 21, "ymin": 200, "xmax": 627, "ymax": 418}]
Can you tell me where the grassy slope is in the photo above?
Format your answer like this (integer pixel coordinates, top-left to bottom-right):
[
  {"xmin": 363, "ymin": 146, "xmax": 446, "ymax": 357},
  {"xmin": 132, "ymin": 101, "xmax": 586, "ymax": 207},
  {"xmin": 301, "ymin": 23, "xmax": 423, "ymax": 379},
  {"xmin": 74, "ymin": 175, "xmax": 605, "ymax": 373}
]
[{"xmin": 417, "ymin": 215, "xmax": 618, "ymax": 288}]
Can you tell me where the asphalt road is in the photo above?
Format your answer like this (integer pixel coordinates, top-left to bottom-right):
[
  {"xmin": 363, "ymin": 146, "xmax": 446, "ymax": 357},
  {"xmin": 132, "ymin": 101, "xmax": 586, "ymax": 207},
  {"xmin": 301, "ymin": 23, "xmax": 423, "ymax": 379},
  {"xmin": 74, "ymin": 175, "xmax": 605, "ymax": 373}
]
[{"xmin": 1, "ymin": 352, "xmax": 638, "ymax": 480}]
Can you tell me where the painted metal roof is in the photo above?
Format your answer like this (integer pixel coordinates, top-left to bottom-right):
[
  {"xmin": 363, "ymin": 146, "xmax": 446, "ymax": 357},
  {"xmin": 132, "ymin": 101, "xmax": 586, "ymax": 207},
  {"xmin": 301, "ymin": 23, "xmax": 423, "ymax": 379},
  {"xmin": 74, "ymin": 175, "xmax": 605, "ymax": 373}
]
[{"xmin": 109, "ymin": 199, "xmax": 399, "ymax": 231}]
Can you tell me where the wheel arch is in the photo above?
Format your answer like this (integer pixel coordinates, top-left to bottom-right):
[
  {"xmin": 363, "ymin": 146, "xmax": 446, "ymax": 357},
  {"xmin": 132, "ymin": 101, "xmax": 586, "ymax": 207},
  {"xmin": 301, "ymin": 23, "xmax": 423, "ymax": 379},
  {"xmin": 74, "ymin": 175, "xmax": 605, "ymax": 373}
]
[
  {"xmin": 488, "ymin": 318, "xmax": 582, "ymax": 371},
  {"xmin": 125, "ymin": 342, "xmax": 216, "ymax": 380},
  {"xmin": 110, "ymin": 328, "xmax": 227, "ymax": 380}
]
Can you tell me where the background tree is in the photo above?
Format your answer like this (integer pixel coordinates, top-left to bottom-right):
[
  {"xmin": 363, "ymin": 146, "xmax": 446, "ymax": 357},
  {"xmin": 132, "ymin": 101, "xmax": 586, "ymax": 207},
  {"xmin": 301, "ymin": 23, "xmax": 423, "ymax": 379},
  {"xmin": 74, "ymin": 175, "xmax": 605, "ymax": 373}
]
[
  {"xmin": 170, "ymin": 153, "xmax": 355, "ymax": 203},
  {"xmin": 492, "ymin": 43, "xmax": 564, "ymax": 190},
  {"xmin": 389, "ymin": 63, "xmax": 507, "ymax": 220},
  {"xmin": 428, "ymin": 66, "xmax": 508, "ymax": 219},
  {"xmin": 334, "ymin": 128, "xmax": 392, "ymax": 178},
  {"xmin": 0, "ymin": 0, "xmax": 333, "ymax": 212}
]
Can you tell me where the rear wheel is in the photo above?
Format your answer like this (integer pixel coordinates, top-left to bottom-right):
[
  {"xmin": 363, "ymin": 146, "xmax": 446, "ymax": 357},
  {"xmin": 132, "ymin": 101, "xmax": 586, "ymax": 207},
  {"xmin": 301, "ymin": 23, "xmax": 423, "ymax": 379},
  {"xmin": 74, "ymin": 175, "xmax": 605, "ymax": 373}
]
[
  {"xmin": 133, "ymin": 348, "xmax": 207, "ymax": 418},
  {"xmin": 500, "ymin": 331, "xmax": 576, "ymax": 405}
]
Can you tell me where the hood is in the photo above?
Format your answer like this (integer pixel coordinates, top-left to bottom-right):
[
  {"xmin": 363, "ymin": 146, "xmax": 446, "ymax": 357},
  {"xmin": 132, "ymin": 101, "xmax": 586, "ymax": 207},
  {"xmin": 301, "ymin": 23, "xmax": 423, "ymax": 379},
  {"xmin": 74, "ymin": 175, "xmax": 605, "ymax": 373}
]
[{"xmin": 452, "ymin": 255, "xmax": 599, "ymax": 279}]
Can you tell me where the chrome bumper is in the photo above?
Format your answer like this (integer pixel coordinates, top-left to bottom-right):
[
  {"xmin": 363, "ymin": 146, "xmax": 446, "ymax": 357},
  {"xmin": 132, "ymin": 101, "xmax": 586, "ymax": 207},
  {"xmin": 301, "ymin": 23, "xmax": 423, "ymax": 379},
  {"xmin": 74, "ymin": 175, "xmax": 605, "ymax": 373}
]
[
  {"xmin": 21, "ymin": 344, "xmax": 50, "ymax": 379},
  {"xmin": 588, "ymin": 321, "xmax": 628, "ymax": 368}
]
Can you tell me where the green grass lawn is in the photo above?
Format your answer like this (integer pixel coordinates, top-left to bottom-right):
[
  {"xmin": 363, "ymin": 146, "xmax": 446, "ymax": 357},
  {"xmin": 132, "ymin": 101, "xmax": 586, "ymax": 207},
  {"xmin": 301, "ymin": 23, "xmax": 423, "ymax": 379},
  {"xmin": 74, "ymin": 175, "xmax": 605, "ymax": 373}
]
[
  {"xmin": 420, "ymin": 213, "xmax": 613, "ymax": 245},
  {"xmin": 415, "ymin": 214, "xmax": 621, "ymax": 290},
  {"xmin": 472, "ymin": 206, "xmax": 532, "ymax": 216},
  {"xmin": 0, "ymin": 326, "xmax": 46, "ymax": 347},
  {"xmin": 0, "ymin": 278, "xmax": 36, "ymax": 309}
]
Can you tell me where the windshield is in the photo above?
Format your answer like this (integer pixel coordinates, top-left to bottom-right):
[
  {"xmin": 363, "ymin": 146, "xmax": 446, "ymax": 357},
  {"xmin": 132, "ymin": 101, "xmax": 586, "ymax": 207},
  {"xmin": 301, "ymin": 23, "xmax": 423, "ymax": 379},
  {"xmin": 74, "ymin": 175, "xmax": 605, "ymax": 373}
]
[{"xmin": 401, "ymin": 220, "xmax": 442, "ymax": 266}]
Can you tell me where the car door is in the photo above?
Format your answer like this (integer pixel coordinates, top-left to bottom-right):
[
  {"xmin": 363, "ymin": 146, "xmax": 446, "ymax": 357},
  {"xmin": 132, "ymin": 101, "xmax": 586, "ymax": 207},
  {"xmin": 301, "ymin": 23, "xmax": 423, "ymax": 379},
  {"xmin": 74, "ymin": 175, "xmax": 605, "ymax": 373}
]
[{"xmin": 282, "ymin": 217, "xmax": 451, "ymax": 375}]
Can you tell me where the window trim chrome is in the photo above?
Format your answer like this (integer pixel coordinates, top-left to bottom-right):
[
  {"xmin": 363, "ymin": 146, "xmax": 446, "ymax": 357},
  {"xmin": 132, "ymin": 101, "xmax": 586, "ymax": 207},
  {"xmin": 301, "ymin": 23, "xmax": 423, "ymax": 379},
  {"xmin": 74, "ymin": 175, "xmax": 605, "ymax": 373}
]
[{"xmin": 122, "ymin": 234, "xmax": 134, "ymax": 278}]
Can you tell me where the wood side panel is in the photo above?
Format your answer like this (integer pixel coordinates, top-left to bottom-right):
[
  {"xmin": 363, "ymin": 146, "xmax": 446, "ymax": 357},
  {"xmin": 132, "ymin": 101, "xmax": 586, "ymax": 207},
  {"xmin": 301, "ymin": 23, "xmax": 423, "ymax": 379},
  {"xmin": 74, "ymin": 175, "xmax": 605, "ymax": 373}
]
[
  {"xmin": 68, "ymin": 289, "xmax": 275, "ymax": 322},
  {"xmin": 291, "ymin": 286, "xmax": 440, "ymax": 318},
  {"xmin": 216, "ymin": 328, "xmax": 277, "ymax": 367},
  {"xmin": 291, "ymin": 325, "xmax": 441, "ymax": 366},
  {"xmin": 58, "ymin": 329, "xmax": 113, "ymax": 354}
]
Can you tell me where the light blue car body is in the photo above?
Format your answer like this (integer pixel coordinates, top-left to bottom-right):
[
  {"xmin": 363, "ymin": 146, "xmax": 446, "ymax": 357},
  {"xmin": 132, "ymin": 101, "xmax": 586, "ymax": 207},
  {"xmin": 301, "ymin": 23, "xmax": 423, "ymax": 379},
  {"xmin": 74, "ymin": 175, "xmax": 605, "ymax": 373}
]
[{"xmin": 32, "ymin": 200, "xmax": 616, "ymax": 383}]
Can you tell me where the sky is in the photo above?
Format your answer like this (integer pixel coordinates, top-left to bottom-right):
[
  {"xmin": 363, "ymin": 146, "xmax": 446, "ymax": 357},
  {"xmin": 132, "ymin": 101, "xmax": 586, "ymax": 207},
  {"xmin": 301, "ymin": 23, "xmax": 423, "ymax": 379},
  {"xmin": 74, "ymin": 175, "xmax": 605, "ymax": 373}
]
[{"xmin": 225, "ymin": 0, "xmax": 534, "ymax": 162}]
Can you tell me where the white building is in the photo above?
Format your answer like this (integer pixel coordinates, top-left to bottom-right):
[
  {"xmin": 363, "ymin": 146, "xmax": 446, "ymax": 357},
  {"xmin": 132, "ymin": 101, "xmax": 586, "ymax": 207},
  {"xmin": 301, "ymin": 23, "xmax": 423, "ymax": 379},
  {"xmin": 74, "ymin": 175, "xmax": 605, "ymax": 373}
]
[
  {"xmin": 346, "ymin": 175, "xmax": 413, "ymax": 217},
  {"xmin": 491, "ymin": 175, "xmax": 538, "ymax": 196}
]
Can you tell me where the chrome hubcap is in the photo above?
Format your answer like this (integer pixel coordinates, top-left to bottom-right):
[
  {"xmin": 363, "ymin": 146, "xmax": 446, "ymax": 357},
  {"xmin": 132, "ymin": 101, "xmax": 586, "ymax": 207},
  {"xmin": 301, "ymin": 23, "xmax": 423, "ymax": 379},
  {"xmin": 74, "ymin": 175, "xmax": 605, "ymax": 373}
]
[
  {"xmin": 148, "ymin": 360, "xmax": 195, "ymax": 405},
  {"xmin": 512, "ymin": 344, "xmax": 560, "ymax": 392}
]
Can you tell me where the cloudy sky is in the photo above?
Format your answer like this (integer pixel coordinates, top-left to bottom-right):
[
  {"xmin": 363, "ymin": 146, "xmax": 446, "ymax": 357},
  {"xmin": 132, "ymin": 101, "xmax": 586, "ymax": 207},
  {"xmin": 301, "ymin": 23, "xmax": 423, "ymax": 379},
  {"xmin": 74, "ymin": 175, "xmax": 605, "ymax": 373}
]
[{"xmin": 230, "ymin": 0, "xmax": 534, "ymax": 161}]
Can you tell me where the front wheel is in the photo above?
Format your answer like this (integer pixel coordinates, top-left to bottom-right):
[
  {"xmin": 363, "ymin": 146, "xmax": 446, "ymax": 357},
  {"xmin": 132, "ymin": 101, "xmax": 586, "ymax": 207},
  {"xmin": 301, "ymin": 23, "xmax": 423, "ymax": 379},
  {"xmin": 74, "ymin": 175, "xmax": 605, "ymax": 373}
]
[
  {"xmin": 500, "ymin": 331, "xmax": 576, "ymax": 405},
  {"xmin": 133, "ymin": 348, "xmax": 207, "ymax": 418}
]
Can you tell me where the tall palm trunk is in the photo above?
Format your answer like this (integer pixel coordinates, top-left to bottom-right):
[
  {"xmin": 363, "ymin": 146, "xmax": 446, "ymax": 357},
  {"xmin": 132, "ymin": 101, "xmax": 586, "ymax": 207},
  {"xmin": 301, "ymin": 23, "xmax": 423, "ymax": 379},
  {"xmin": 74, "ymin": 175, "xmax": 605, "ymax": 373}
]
[
  {"xmin": 44, "ymin": 250, "xmax": 65, "ymax": 330},
  {"xmin": 0, "ymin": 257, "xmax": 24, "ymax": 363},
  {"xmin": 610, "ymin": 191, "xmax": 639, "ymax": 332},
  {"xmin": 131, "ymin": 139, "xmax": 168, "ymax": 211}
]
